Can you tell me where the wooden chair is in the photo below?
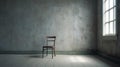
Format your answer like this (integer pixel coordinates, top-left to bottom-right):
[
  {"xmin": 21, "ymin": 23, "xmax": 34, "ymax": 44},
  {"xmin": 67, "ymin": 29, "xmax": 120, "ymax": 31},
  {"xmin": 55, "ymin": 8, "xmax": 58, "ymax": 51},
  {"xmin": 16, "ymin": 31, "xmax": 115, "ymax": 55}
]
[{"xmin": 42, "ymin": 36, "xmax": 56, "ymax": 58}]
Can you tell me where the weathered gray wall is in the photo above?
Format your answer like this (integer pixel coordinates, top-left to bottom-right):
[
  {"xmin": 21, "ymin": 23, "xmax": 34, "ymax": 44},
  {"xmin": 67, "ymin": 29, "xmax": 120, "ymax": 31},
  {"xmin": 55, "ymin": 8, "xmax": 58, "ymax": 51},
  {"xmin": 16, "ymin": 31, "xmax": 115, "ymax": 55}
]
[
  {"xmin": 97, "ymin": 0, "xmax": 120, "ymax": 57},
  {"xmin": 0, "ymin": 0, "xmax": 97, "ymax": 52}
]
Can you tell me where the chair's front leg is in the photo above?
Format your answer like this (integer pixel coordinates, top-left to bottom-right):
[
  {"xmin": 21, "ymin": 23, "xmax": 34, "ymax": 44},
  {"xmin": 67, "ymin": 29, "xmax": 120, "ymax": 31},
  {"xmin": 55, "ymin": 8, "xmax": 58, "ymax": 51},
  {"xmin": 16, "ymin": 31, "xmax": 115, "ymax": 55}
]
[
  {"xmin": 42, "ymin": 48, "xmax": 44, "ymax": 58},
  {"xmin": 46, "ymin": 48, "xmax": 48, "ymax": 56},
  {"xmin": 52, "ymin": 49, "xmax": 53, "ymax": 59},
  {"xmin": 54, "ymin": 48, "xmax": 56, "ymax": 56}
]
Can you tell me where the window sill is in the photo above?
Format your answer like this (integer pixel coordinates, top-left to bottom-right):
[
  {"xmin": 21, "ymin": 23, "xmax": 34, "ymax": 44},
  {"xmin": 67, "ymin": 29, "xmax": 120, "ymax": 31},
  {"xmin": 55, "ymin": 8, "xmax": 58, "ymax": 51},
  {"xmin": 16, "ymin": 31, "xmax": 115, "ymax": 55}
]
[{"xmin": 102, "ymin": 35, "xmax": 117, "ymax": 40}]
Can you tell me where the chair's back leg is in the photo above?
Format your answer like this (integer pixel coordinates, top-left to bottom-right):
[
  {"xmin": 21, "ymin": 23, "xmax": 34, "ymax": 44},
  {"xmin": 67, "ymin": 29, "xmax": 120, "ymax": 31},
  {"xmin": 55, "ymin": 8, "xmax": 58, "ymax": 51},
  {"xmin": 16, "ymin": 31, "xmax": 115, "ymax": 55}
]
[{"xmin": 54, "ymin": 40, "xmax": 56, "ymax": 56}]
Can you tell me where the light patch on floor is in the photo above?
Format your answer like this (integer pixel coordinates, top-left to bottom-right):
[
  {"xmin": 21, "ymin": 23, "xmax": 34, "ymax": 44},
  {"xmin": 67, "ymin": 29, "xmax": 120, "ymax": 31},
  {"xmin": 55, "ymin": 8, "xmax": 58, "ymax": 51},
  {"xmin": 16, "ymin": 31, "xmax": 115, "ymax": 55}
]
[{"xmin": 0, "ymin": 54, "xmax": 119, "ymax": 67}]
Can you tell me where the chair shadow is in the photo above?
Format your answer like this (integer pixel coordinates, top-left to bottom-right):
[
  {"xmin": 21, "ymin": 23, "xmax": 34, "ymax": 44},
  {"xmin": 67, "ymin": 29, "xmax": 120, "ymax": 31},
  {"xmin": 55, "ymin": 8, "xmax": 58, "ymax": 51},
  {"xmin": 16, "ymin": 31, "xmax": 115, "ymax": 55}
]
[
  {"xmin": 28, "ymin": 54, "xmax": 48, "ymax": 58},
  {"xmin": 28, "ymin": 54, "xmax": 43, "ymax": 58}
]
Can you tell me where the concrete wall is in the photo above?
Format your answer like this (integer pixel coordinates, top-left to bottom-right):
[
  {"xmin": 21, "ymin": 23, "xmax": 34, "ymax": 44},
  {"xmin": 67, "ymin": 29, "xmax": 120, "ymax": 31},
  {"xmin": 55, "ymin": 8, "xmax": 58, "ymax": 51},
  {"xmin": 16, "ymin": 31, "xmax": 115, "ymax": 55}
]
[
  {"xmin": 97, "ymin": 0, "xmax": 120, "ymax": 58},
  {"xmin": 0, "ymin": 0, "xmax": 97, "ymax": 53}
]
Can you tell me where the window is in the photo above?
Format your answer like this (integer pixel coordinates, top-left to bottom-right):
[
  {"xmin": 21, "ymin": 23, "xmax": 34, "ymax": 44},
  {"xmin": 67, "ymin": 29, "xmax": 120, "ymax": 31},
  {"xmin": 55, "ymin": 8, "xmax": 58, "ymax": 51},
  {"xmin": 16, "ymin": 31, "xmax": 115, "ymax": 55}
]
[{"xmin": 103, "ymin": 0, "xmax": 116, "ymax": 36}]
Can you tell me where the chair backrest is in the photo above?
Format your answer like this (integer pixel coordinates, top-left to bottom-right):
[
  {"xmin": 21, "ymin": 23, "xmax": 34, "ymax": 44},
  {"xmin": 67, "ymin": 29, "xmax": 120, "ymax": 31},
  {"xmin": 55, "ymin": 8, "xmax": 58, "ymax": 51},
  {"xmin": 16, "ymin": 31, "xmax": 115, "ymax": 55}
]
[{"xmin": 46, "ymin": 36, "xmax": 56, "ymax": 46}]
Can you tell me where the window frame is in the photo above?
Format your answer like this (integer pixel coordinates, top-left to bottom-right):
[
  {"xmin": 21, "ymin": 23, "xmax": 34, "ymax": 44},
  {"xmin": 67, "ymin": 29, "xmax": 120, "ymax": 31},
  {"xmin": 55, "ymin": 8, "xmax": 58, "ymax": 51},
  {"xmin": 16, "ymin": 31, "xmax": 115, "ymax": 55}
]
[{"xmin": 102, "ymin": 0, "xmax": 116, "ymax": 36}]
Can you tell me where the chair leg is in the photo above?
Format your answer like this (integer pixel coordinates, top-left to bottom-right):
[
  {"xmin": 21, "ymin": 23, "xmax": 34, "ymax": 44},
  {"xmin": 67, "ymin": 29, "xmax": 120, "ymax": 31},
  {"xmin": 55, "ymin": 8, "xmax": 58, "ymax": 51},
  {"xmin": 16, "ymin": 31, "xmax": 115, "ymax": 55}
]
[
  {"xmin": 52, "ymin": 49, "xmax": 53, "ymax": 59},
  {"xmin": 42, "ymin": 48, "xmax": 44, "ymax": 58},
  {"xmin": 46, "ymin": 48, "xmax": 48, "ymax": 56},
  {"xmin": 54, "ymin": 48, "xmax": 56, "ymax": 56}
]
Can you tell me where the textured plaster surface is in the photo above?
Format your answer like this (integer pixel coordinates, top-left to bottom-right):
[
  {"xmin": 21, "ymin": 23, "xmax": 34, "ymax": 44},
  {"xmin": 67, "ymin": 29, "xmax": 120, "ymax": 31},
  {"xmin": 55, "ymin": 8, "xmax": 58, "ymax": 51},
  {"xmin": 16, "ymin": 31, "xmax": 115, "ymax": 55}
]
[{"xmin": 0, "ymin": 0, "xmax": 97, "ymax": 51}]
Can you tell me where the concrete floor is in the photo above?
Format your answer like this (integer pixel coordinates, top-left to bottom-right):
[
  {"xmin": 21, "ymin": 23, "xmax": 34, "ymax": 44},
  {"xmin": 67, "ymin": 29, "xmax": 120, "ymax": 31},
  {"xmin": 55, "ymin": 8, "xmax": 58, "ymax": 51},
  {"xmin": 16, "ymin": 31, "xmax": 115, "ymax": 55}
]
[{"xmin": 0, "ymin": 54, "xmax": 119, "ymax": 67}]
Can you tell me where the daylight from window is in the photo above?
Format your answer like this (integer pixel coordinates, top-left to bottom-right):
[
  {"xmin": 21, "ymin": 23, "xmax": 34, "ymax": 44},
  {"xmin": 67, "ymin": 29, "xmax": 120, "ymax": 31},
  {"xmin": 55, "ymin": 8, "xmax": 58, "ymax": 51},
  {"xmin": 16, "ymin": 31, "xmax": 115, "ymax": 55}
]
[{"xmin": 103, "ymin": 0, "xmax": 116, "ymax": 36}]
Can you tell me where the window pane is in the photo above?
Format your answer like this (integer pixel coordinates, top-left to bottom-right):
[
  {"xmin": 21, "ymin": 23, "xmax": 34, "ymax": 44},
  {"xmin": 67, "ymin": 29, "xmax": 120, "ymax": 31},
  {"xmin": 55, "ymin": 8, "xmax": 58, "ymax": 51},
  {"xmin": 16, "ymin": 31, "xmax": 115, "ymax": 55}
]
[
  {"xmin": 105, "ymin": 0, "xmax": 109, "ymax": 10},
  {"xmin": 105, "ymin": 23, "xmax": 109, "ymax": 35},
  {"xmin": 110, "ymin": 22, "xmax": 114, "ymax": 34},
  {"xmin": 103, "ymin": 24, "xmax": 106, "ymax": 35},
  {"xmin": 113, "ymin": 21, "xmax": 116, "ymax": 34},
  {"xmin": 110, "ymin": 0, "xmax": 114, "ymax": 8},
  {"xmin": 110, "ymin": 9, "xmax": 114, "ymax": 21},
  {"xmin": 105, "ymin": 12, "xmax": 109, "ymax": 22},
  {"xmin": 103, "ymin": 15, "xmax": 105, "ymax": 24}
]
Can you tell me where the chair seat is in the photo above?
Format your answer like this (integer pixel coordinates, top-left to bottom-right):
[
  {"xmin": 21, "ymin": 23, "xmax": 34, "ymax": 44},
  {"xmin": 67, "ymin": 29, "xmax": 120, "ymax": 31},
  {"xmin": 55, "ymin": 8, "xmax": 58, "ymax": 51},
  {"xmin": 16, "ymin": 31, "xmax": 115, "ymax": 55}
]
[{"xmin": 43, "ymin": 46, "xmax": 54, "ymax": 48}]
